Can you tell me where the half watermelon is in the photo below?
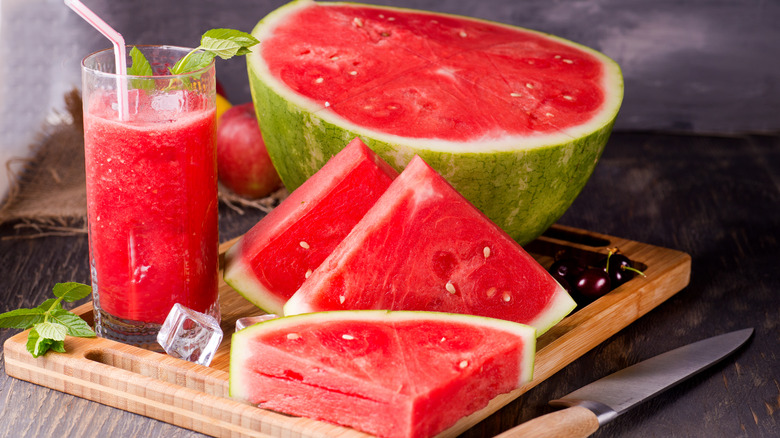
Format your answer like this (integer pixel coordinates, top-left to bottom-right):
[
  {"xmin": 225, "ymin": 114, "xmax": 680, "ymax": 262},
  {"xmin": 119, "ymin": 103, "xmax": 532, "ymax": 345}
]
[
  {"xmin": 285, "ymin": 155, "xmax": 576, "ymax": 336},
  {"xmin": 248, "ymin": 0, "xmax": 623, "ymax": 244},
  {"xmin": 230, "ymin": 310, "xmax": 536, "ymax": 438},
  {"xmin": 223, "ymin": 138, "xmax": 398, "ymax": 314}
]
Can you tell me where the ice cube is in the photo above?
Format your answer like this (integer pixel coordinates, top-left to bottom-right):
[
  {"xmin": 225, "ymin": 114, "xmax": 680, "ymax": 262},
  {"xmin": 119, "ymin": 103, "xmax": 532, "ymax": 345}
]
[
  {"xmin": 157, "ymin": 303, "xmax": 223, "ymax": 366},
  {"xmin": 235, "ymin": 314, "xmax": 279, "ymax": 332},
  {"xmin": 151, "ymin": 90, "xmax": 185, "ymax": 112}
]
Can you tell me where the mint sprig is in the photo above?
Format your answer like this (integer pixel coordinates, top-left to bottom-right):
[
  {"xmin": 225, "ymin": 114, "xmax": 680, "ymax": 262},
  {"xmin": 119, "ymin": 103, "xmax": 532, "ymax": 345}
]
[
  {"xmin": 0, "ymin": 282, "xmax": 96, "ymax": 357},
  {"xmin": 127, "ymin": 28, "xmax": 259, "ymax": 79},
  {"xmin": 171, "ymin": 28, "xmax": 259, "ymax": 74}
]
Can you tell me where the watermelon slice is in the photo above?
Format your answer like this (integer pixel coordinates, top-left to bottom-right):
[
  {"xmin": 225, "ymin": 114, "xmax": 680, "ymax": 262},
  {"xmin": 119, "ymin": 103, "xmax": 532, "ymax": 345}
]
[
  {"xmin": 230, "ymin": 310, "xmax": 536, "ymax": 438},
  {"xmin": 285, "ymin": 155, "xmax": 576, "ymax": 336},
  {"xmin": 247, "ymin": 0, "xmax": 623, "ymax": 244},
  {"xmin": 223, "ymin": 138, "xmax": 398, "ymax": 314}
]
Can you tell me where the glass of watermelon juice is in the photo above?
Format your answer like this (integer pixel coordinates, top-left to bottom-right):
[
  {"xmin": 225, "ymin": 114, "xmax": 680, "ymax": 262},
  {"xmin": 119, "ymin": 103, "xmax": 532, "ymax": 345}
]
[{"xmin": 81, "ymin": 46, "xmax": 220, "ymax": 349}]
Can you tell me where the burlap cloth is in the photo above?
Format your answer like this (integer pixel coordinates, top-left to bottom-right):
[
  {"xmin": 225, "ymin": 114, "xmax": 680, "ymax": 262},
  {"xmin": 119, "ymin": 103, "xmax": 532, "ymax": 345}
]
[{"xmin": 0, "ymin": 89, "xmax": 285, "ymax": 239}]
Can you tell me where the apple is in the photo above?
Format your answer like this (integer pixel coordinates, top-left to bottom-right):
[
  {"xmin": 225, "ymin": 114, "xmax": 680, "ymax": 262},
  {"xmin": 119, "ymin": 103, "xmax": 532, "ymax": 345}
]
[{"xmin": 216, "ymin": 103, "xmax": 282, "ymax": 198}]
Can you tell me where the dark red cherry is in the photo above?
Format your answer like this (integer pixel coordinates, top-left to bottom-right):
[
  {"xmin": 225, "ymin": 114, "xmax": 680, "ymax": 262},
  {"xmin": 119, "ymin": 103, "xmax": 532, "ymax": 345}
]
[
  {"xmin": 600, "ymin": 253, "xmax": 638, "ymax": 288},
  {"xmin": 574, "ymin": 268, "xmax": 612, "ymax": 299},
  {"xmin": 549, "ymin": 258, "xmax": 586, "ymax": 284}
]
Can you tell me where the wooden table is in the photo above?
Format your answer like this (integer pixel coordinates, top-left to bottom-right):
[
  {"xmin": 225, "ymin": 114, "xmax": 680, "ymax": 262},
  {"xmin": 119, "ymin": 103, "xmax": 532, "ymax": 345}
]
[{"xmin": 1, "ymin": 131, "xmax": 778, "ymax": 437}]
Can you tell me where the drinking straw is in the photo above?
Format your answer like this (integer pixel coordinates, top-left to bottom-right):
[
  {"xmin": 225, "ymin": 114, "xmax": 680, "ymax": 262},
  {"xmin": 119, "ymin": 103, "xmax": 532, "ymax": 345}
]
[{"xmin": 64, "ymin": 0, "xmax": 129, "ymax": 120}]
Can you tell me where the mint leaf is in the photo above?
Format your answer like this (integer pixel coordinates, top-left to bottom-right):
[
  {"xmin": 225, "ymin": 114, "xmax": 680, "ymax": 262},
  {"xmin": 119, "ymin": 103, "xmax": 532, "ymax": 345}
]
[
  {"xmin": 128, "ymin": 46, "xmax": 153, "ymax": 76},
  {"xmin": 26, "ymin": 328, "xmax": 56, "ymax": 358},
  {"xmin": 4, "ymin": 281, "xmax": 96, "ymax": 357},
  {"xmin": 53, "ymin": 282, "xmax": 92, "ymax": 302},
  {"xmin": 36, "ymin": 298, "xmax": 62, "ymax": 312},
  {"xmin": 35, "ymin": 322, "xmax": 68, "ymax": 341},
  {"xmin": 199, "ymin": 28, "xmax": 259, "ymax": 59},
  {"xmin": 50, "ymin": 340, "xmax": 67, "ymax": 353},
  {"xmin": 169, "ymin": 28, "xmax": 259, "ymax": 75},
  {"xmin": 50, "ymin": 309, "xmax": 96, "ymax": 338},
  {"xmin": 170, "ymin": 50, "xmax": 217, "ymax": 76},
  {"xmin": 0, "ymin": 307, "xmax": 45, "ymax": 329}
]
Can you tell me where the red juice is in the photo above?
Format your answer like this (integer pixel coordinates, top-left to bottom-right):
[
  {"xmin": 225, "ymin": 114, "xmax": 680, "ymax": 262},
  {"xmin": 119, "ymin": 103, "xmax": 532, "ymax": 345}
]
[{"xmin": 84, "ymin": 90, "xmax": 219, "ymax": 325}]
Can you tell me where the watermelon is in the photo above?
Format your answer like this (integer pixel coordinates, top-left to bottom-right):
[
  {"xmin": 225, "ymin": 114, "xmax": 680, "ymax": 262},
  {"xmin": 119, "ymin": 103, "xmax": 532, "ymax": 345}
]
[
  {"xmin": 247, "ymin": 0, "xmax": 623, "ymax": 244},
  {"xmin": 229, "ymin": 310, "xmax": 536, "ymax": 438},
  {"xmin": 223, "ymin": 137, "xmax": 398, "ymax": 314},
  {"xmin": 285, "ymin": 155, "xmax": 576, "ymax": 336}
]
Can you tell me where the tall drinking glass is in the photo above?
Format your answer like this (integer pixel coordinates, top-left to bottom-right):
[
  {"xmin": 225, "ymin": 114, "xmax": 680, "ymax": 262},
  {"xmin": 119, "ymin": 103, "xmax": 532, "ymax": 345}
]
[{"xmin": 81, "ymin": 46, "xmax": 220, "ymax": 349}]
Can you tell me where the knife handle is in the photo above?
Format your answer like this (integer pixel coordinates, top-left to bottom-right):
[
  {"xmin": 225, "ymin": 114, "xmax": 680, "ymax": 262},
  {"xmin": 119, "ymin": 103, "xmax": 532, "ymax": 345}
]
[{"xmin": 493, "ymin": 406, "xmax": 600, "ymax": 438}]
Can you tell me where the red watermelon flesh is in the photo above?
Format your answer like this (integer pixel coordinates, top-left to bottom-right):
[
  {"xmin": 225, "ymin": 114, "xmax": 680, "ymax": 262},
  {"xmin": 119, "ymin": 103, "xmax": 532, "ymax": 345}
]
[
  {"xmin": 261, "ymin": 3, "xmax": 607, "ymax": 139},
  {"xmin": 285, "ymin": 155, "xmax": 576, "ymax": 335},
  {"xmin": 229, "ymin": 310, "xmax": 536, "ymax": 438},
  {"xmin": 223, "ymin": 138, "xmax": 398, "ymax": 314}
]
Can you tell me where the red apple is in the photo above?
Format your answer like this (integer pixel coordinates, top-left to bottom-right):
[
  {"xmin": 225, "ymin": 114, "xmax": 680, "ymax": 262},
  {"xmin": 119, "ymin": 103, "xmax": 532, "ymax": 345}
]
[{"xmin": 216, "ymin": 103, "xmax": 282, "ymax": 198}]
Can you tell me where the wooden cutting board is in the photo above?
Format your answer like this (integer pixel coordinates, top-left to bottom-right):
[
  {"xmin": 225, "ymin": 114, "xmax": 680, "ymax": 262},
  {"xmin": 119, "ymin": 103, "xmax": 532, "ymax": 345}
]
[{"xmin": 3, "ymin": 224, "xmax": 691, "ymax": 438}]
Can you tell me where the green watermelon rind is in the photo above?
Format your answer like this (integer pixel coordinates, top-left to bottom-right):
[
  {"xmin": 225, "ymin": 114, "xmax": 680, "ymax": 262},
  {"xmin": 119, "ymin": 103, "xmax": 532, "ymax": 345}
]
[
  {"xmin": 247, "ymin": 0, "xmax": 623, "ymax": 245},
  {"xmin": 229, "ymin": 309, "xmax": 536, "ymax": 403}
]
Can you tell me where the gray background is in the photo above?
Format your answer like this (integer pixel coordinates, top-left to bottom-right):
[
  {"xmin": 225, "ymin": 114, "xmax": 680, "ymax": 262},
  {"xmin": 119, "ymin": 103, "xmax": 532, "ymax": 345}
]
[{"xmin": 1, "ymin": 0, "xmax": 778, "ymax": 196}]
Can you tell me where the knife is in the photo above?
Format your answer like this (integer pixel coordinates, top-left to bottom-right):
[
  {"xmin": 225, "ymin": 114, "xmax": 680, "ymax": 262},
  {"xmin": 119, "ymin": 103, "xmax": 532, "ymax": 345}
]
[{"xmin": 495, "ymin": 328, "xmax": 753, "ymax": 438}]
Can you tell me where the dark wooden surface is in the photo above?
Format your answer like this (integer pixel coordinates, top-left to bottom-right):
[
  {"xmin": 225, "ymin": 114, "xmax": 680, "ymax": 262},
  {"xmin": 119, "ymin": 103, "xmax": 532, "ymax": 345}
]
[{"xmin": 1, "ymin": 131, "xmax": 778, "ymax": 437}]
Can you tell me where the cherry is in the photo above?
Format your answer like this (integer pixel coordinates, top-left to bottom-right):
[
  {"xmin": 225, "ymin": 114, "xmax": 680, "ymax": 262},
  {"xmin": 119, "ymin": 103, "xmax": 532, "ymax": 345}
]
[
  {"xmin": 549, "ymin": 258, "xmax": 586, "ymax": 284},
  {"xmin": 574, "ymin": 268, "xmax": 612, "ymax": 299},
  {"xmin": 547, "ymin": 247, "xmax": 645, "ymax": 307},
  {"xmin": 600, "ymin": 250, "xmax": 645, "ymax": 289}
]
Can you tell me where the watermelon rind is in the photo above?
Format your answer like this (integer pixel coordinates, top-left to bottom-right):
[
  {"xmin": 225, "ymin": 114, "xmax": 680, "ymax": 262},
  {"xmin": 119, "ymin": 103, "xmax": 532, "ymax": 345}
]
[
  {"xmin": 222, "ymin": 247, "xmax": 284, "ymax": 313},
  {"xmin": 247, "ymin": 0, "xmax": 623, "ymax": 244},
  {"xmin": 229, "ymin": 309, "xmax": 536, "ymax": 400}
]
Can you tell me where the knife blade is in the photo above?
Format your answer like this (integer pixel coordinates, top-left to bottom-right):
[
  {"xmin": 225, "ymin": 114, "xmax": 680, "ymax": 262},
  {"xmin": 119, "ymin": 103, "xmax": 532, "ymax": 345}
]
[{"xmin": 495, "ymin": 328, "xmax": 753, "ymax": 438}]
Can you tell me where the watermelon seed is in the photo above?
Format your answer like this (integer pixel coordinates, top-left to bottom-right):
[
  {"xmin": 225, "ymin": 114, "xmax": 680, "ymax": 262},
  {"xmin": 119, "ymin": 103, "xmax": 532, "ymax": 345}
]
[
  {"xmin": 349, "ymin": 71, "xmax": 358, "ymax": 75},
  {"xmin": 510, "ymin": 93, "xmax": 522, "ymax": 97},
  {"xmin": 526, "ymin": 83, "xmax": 535, "ymax": 89},
  {"xmin": 299, "ymin": 241, "xmax": 310, "ymax": 249},
  {"xmin": 483, "ymin": 246, "xmax": 491, "ymax": 258},
  {"xmin": 314, "ymin": 77, "xmax": 324, "ymax": 84},
  {"xmin": 353, "ymin": 17, "xmax": 363, "ymax": 27},
  {"xmin": 339, "ymin": 295, "xmax": 346, "ymax": 304},
  {"xmin": 563, "ymin": 95, "xmax": 574, "ymax": 101},
  {"xmin": 440, "ymin": 337, "xmax": 446, "ymax": 342},
  {"xmin": 445, "ymin": 282, "xmax": 456, "ymax": 294},
  {"xmin": 486, "ymin": 287, "xmax": 497, "ymax": 298},
  {"xmin": 342, "ymin": 334, "xmax": 355, "ymax": 340},
  {"xmin": 331, "ymin": 56, "xmax": 339, "ymax": 61},
  {"xmin": 546, "ymin": 112, "xmax": 555, "ymax": 117},
  {"xmin": 287, "ymin": 333, "xmax": 300, "ymax": 340},
  {"xmin": 305, "ymin": 269, "xmax": 312, "ymax": 279},
  {"xmin": 502, "ymin": 292, "xmax": 512, "ymax": 302},
  {"xmin": 459, "ymin": 360, "xmax": 469, "ymax": 369},
  {"xmin": 563, "ymin": 59, "xmax": 574, "ymax": 64},
  {"xmin": 388, "ymin": 17, "xmax": 396, "ymax": 21},
  {"xmin": 459, "ymin": 31, "xmax": 468, "ymax": 38}
]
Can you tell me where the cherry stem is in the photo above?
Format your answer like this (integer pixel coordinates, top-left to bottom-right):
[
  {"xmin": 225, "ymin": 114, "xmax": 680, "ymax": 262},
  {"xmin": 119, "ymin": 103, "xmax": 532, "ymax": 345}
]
[{"xmin": 621, "ymin": 265, "xmax": 647, "ymax": 277}]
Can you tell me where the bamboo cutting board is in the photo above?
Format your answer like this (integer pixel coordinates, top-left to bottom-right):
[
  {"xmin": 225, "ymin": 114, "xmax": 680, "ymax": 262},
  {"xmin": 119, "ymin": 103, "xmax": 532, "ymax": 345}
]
[{"xmin": 3, "ymin": 224, "xmax": 691, "ymax": 438}]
